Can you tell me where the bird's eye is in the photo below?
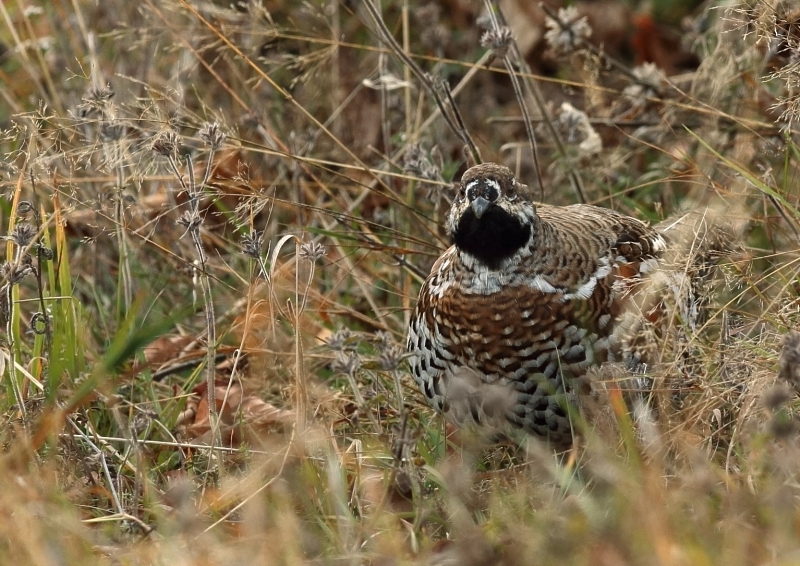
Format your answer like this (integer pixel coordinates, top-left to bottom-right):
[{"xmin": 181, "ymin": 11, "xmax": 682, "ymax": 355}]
[{"xmin": 506, "ymin": 184, "xmax": 517, "ymax": 201}]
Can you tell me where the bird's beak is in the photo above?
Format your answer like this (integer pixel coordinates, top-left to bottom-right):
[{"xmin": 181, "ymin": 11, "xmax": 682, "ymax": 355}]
[{"xmin": 471, "ymin": 196, "xmax": 491, "ymax": 219}]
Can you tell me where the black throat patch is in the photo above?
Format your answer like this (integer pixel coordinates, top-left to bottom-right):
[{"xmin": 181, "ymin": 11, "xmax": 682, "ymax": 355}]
[{"xmin": 453, "ymin": 206, "xmax": 532, "ymax": 269}]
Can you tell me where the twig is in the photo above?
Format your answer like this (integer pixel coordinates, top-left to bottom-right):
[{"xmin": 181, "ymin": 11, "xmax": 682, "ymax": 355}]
[
  {"xmin": 154, "ymin": 127, "xmax": 222, "ymax": 472},
  {"xmin": 182, "ymin": 155, "xmax": 220, "ymax": 458}
]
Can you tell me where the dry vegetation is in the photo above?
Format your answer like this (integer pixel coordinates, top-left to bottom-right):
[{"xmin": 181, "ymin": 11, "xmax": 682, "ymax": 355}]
[{"xmin": 1, "ymin": 0, "xmax": 800, "ymax": 563}]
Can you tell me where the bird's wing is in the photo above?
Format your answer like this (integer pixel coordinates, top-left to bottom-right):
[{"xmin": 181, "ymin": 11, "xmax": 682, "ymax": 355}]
[
  {"xmin": 537, "ymin": 204, "xmax": 665, "ymax": 276},
  {"xmin": 525, "ymin": 203, "xmax": 666, "ymax": 325}
]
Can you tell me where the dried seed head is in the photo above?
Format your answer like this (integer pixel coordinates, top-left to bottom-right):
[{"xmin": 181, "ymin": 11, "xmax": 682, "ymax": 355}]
[
  {"xmin": 557, "ymin": 102, "xmax": 602, "ymax": 156},
  {"xmin": 78, "ymin": 84, "xmax": 115, "ymax": 114},
  {"xmin": 374, "ymin": 330, "xmax": 392, "ymax": 352},
  {"xmin": 240, "ymin": 230, "xmax": 263, "ymax": 259},
  {"xmin": 403, "ymin": 143, "xmax": 441, "ymax": 182},
  {"xmin": 199, "ymin": 122, "xmax": 225, "ymax": 150},
  {"xmin": 299, "ymin": 241, "xmax": 326, "ymax": 263},
  {"xmin": 7, "ymin": 223, "xmax": 37, "ymax": 248},
  {"xmin": 331, "ymin": 351, "xmax": 361, "ymax": 376},
  {"xmin": 415, "ymin": 4, "xmax": 447, "ymax": 52},
  {"xmin": 768, "ymin": 406, "xmax": 800, "ymax": 439},
  {"xmin": 378, "ymin": 346, "xmax": 405, "ymax": 371},
  {"xmin": 622, "ymin": 63, "xmax": 667, "ymax": 107},
  {"xmin": 86, "ymin": 84, "xmax": 115, "ymax": 104},
  {"xmin": 480, "ymin": 26, "xmax": 513, "ymax": 58},
  {"xmin": 151, "ymin": 130, "xmax": 180, "ymax": 158},
  {"xmin": 631, "ymin": 62, "xmax": 667, "ymax": 86},
  {"xmin": 1, "ymin": 260, "xmax": 34, "ymax": 285},
  {"xmin": 37, "ymin": 244, "xmax": 53, "ymax": 260},
  {"xmin": 544, "ymin": 6, "xmax": 592, "ymax": 56},
  {"xmin": 326, "ymin": 327, "xmax": 355, "ymax": 352},
  {"xmin": 421, "ymin": 25, "xmax": 450, "ymax": 51}
]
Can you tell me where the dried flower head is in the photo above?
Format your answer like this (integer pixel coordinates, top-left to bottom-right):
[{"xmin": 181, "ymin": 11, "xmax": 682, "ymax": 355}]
[
  {"xmin": 374, "ymin": 330, "xmax": 392, "ymax": 352},
  {"xmin": 622, "ymin": 63, "xmax": 667, "ymax": 108},
  {"xmin": 299, "ymin": 241, "xmax": 326, "ymax": 263},
  {"xmin": 378, "ymin": 346, "xmax": 405, "ymax": 371},
  {"xmin": 557, "ymin": 102, "xmax": 602, "ymax": 156},
  {"xmin": 240, "ymin": 230, "xmax": 263, "ymax": 259},
  {"xmin": 37, "ymin": 244, "xmax": 53, "ymax": 260},
  {"xmin": 544, "ymin": 6, "xmax": 591, "ymax": 56},
  {"xmin": 86, "ymin": 84, "xmax": 115, "ymax": 104},
  {"xmin": 421, "ymin": 25, "xmax": 450, "ymax": 51},
  {"xmin": 151, "ymin": 130, "xmax": 180, "ymax": 158},
  {"xmin": 403, "ymin": 143, "xmax": 441, "ymax": 182},
  {"xmin": 326, "ymin": 327, "xmax": 356, "ymax": 352},
  {"xmin": 632, "ymin": 63, "xmax": 667, "ymax": 86},
  {"xmin": 362, "ymin": 74, "xmax": 414, "ymax": 91},
  {"xmin": 199, "ymin": 122, "xmax": 225, "ymax": 150},
  {"xmin": 1, "ymin": 259, "xmax": 34, "ymax": 285},
  {"xmin": 76, "ymin": 84, "xmax": 114, "ymax": 118},
  {"xmin": 331, "ymin": 351, "xmax": 361, "ymax": 376},
  {"xmin": 480, "ymin": 26, "xmax": 514, "ymax": 58},
  {"xmin": 7, "ymin": 223, "xmax": 37, "ymax": 248}
]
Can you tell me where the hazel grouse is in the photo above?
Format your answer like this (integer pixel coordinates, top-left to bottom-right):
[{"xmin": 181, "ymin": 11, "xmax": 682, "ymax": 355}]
[{"xmin": 406, "ymin": 163, "xmax": 665, "ymax": 448}]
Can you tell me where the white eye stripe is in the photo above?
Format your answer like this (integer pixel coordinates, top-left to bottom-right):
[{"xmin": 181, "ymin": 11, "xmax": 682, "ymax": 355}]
[{"xmin": 465, "ymin": 178, "xmax": 502, "ymax": 198}]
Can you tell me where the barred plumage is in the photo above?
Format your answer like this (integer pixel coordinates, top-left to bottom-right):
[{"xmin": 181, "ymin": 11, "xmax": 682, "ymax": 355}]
[{"xmin": 406, "ymin": 163, "xmax": 665, "ymax": 448}]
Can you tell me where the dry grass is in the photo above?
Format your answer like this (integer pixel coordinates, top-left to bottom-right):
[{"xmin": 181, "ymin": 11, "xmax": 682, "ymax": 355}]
[{"xmin": 1, "ymin": 0, "xmax": 800, "ymax": 563}]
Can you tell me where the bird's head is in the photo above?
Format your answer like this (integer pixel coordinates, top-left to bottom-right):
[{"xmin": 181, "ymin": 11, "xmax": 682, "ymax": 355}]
[{"xmin": 446, "ymin": 163, "xmax": 538, "ymax": 269}]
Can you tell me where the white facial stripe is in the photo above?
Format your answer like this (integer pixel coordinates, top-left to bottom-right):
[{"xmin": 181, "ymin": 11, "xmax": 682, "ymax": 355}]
[
  {"xmin": 465, "ymin": 180, "xmax": 481, "ymax": 193},
  {"xmin": 465, "ymin": 178, "xmax": 501, "ymax": 199}
]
